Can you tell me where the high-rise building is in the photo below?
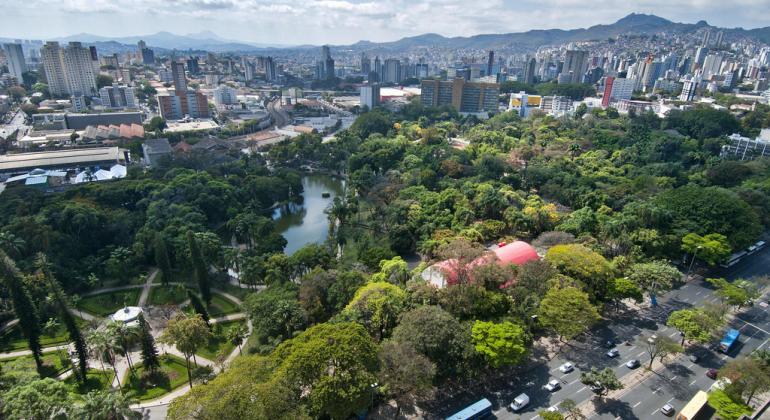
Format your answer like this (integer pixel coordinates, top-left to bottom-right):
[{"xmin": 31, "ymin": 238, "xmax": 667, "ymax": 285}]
[
  {"xmin": 702, "ymin": 29, "xmax": 711, "ymax": 47},
  {"xmin": 680, "ymin": 77, "xmax": 698, "ymax": 101},
  {"xmin": 360, "ymin": 84, "xmax": 380, "ymax": 109},
  {"xmin": 383, "ymin": 59, "xmax": 401, "ymax": 84},
  {"xmin": 99, "ymin": 84, "xmax": 136, "ymax": 109},
  {"xmin": 487, "ymin": 51, "xmax": 495, "ymax": 77},
  {"xmin": 602, "ymin": 76, "xmax": 635, "ymax": 107},
  {"xmin": 244, "ymin": 61, "xmax": 255, "ymax": 81},
  {"xmin": 563, "ymin": 50, "xmax": 588, "ymax": 84},
  {"xmin": 360, "ymin": 53, "xmax": 371, "ymax": 75},
  {"xmin": 2, "ymin": 43, "xmax": 26, "ymax": 81},
  {"xmin": 693, "ymin": 47, "xmax": 709, "ymax": 71},
  {"xmin": 316, "ymin": 45, "xmax": 335, "ymax": 80},
  {"xmin": 523, "ymin": 57, "xmax": 536, "ymax": 84},
  {"xmin": 420, "ymin": 78, "xmax": 499, "ymax": 113},
  {"xmin": 714, "ymin": 31, "xmax": 724, "ymax": 48},
  {"xmin": 373, "ymin": 56, "xmax": 382, "ymax": 82},
  {"xmin": 41, "ymin": 41, "xmax": 98, "ymax": 97},
  {"xmin": 171, "ymin": 61, "xmax": 187, "ymax": 94},
  {"xmin": 702, "ymin": 53, "xmax": 723, "ymax": 79},
  {"xmin": 186, "ymin": 57, "xmax": 200, "ymax": 75},
  {"xmin": 157, "ymin": 91, "xmax": 209, "ymax": 120},
  {"xmin": 140, "ymin": 48, "xmax": 155, "ymax": 65},
  {"xmin": 213, "ymin": 85, "xmax": 238, "ymax": 106},
  {"xmin": 265, "ymin": 57, "xmax": 277, "ymax": 82}
]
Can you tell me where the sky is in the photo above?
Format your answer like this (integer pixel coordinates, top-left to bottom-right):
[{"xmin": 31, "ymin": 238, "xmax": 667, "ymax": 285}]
[{"xmin": 2, "ymin": 0, "xmax": 770, "ymax": 45}]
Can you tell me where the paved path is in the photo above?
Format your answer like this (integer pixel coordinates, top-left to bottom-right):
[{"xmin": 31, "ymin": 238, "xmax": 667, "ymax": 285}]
[
  {"xmin": 210, "ymin": 313, "xmax": 246, "ymax": 323},
  {"xmin": 0, "ymin": 343, "xmax": 71, "ymax": 360},
  {"xmin": 0, "ymin": 319, "xmax": 19, "ymax": 334},
  {"xmin": 138, "ymin": 270, "xmax": 159, "ymax": 307}
]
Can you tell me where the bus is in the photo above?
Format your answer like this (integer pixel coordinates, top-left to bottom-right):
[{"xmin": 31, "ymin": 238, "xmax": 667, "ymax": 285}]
[
  {"xmin": 719, "ymin": 251, "xmax": 747, "ymax": 268},
  {"xmin": 446, "ymin": 398, "xmax": 493, "ymax": 420},
  {"xmin": 719, "ymin": 328, "xmax": 740, "ymax": 353},
  {"xmin": 676, "ymin": 391, "xmax": 711, "ymax": 420}
]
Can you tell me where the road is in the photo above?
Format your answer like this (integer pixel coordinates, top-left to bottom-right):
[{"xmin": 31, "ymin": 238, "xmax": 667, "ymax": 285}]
[
  {"xmin": 266, "ymin": 99, "xmax": 290, "ymax": 127},
  {"xmin": 449, "ymin": 246, "xmax": 770, "ymax": 420}
]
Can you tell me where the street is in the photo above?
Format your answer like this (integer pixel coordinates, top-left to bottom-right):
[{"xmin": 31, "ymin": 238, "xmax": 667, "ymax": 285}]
[{"xmin": 451, "ymin": 247, "xmax": 770, "ymax": 420}]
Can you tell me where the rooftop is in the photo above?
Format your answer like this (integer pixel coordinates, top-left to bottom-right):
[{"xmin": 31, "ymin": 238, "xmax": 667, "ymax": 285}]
[{"xmin": 0, "ymin": 147, "xmax": 123, "ymax": 172}]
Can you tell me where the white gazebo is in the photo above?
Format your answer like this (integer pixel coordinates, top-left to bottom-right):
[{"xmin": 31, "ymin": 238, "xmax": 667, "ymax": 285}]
[{"xmin": 110, "ymin": 306, "xmax": 143, "ymax": 327}]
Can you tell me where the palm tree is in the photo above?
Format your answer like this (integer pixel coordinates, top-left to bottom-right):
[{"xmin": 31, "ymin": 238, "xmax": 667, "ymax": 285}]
[
  {"xmin": 107, "ymin": 321, "xmax": 139, "ymax": 376},
  {"xmin": 76, "ymin": 389, "xmax": 139, "ymax": 420},
  {"xmin": 87, "ymin": 328, "xmax": 122, "ymax": 390},
  {"xmin": 225, "ymin": 324, "xmax": 248, "ymax": 356}
]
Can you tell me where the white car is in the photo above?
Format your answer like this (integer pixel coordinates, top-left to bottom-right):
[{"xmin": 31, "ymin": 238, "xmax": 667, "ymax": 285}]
[
  {"xmin": 544, "ymin": 379, "xmax": 561, "ymax": 392},
  {"xmin": 606, "ymin": 348, "xmax": 620, "ymax": 358},
  {"xmin": 558, "ymin": 362, "xmax": 574, "ymax": 373},
  {"xmin": 545, "ymin": 406, "xmax": 559, "ymax": 412}
]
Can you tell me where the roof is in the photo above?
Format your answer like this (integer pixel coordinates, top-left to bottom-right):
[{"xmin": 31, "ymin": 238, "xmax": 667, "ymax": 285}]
[
  {"xmin": 0, "ymin": 147, "xmax": 123, "ymax": 172},
  {"xmin": 678, "ymin": 391, "xmax": 708, "ymax": 420},
  {"xmin": 494, "ymin": 241, "xmax": 540, "ymax": 265},
  {"xmin": 142, "ymin": 138, "xmax": 172, "ymax": 155}
]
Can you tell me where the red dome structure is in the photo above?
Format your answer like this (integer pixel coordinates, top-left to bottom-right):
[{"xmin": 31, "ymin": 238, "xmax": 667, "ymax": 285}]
[{"xmin": 492, "ymin": 241, "xmax": 540, "ymax": 266}]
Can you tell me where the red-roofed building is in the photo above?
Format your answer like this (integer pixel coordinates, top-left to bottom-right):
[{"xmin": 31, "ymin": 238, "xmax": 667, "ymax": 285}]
[{"xmin": 421, "ymin": 241, "xmax": 540, "ymax": 288}]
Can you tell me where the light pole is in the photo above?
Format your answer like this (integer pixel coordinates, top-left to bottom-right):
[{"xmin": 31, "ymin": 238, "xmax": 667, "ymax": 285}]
[{"xmin": 686, "ymin": 245, "xmax": 703, "ymax": 278}]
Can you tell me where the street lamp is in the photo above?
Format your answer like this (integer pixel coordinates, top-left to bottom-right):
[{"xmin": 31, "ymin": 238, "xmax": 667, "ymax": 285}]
[
  {"xmin": 686, "ymin": 245, "xmax": 703, "ymax": 278},
  {"xmin": 370, "ymin": 382, "xmax": 378, "ymax": 408}
]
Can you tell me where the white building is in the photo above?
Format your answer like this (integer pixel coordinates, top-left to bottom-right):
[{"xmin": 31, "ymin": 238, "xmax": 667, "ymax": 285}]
[
  {"xmin": 99, "ymin": 84, "xmax": 136, "ymax": 109},
  {"xmin": 359, "ymin": 84, "xmax": 380, "ymax": 109},
  {"xmin": 157, "ymin": 68, "xmax": 173, "ymax": 83},
  {"xmin": 213, "ymin": 85, "xmax": 238, "ymax": 107},
  {"xmin": 680, "ymin": 77, "xmax": 699, "ymax": 102},
  {"xmin": 40, "ymin": 42, "xmax": 97, "ymax": 96},
  {"xmin": 2, "ymin": 43, "xmax": 26, "ymax": 81}
]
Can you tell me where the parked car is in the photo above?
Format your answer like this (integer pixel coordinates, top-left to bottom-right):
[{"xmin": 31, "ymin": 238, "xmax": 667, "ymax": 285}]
[
  {"xmin": 688, "ymin": 354, "xmax": 699, "ymax": 363},
  {"xmin": 706, "ymin": 369, "xmax": 718, "ymax": 379},
  {"xmin": 606, "ymin": 348, "xmax": 620, "ymax": 358},
  {"xmin": 605, "ymin": 340, "xmax": 616, "ymax": 348},
  {"xmin": 661, "ymin": 404, "xmax": 675, "ymax": 416},
  {"xmin": 626, "ymin": 359, "xmax": 640, "ymax": 369},
  {"xmin": 589, "ymin": 383, "xmax": 604, "ymax": 394},
  {"xmin": 559, "ymin": 362, "xmax": 574, "ymax": 373},
  {"xmin": 510, "ymin": 393, "xmax": 530, "ymax": 411},
  {"xmin": 544, "ymin": 379, "xmax": 561, "ymax": 392}
]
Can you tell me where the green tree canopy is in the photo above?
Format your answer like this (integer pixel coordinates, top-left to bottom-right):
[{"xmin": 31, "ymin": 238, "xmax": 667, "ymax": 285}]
[
  {"xmin": 538, "ymin": 286, "xmax": 600, "ymax": 341},
  {"xmin": 471, "ymin": 320, "xmax": 529, "ymax": 368}
]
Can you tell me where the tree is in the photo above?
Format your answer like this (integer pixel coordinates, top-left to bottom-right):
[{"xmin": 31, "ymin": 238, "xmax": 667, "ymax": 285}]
[
  {"xmin": 708, "ymin": 278, "xmax": 759, "ymax": 310},
  {"xmin": 226, "ymin": 324, "xmax": 248, "ymax": 356},
  {"xmin": 666, "ymin": 308, "xmax": 722, "ymax": 346},
  {"xmin": 273, "ymin": 322, "xmax": 379, "ymax": 419},
  {"xmin": 540, "ymin": 411, "xmax": 565, "ymax": 420},
  {"xmin": 682, "ymin": 233, "xmax": 732, "ymax": 265},
  {"xmin": 107, "ymin": 321, "xmax": 140, "ymax": 376},
  {"xmin": 96, "ymin": 74, "xmax": 114, "ymax": 89},
  {"xmin": 188, "ymin": 231, "xmax": 212, "ymax": 305},
  {"xmin": 627, "ymin": 260, "xmax": 681, "ymax": 301},
  {"xmin": 341, "ymin": 281, "xmax": 407, "ymax": 341},
  {"xmin": 0, "ymin": 250, "xmax": 43, "ymax": 372},
  {"xmin": 560, "ymin": 399, "xmax": 586, "ymax": 420},
  {"xmin": 471, "ymin": 320, "xmax": 528, "ymax": 368},
  {"xmin": 644, "ymin": 334, "xmax": 683, "ymax": 368},
  {"xmin": 544, "ymin": 244, "xmax": 613, "ymax": 300},
  {"xmin": 378, "ymin": 340, "xmax": 436, "ymax": 418},
  {"xmin": 187, "ymin": 289, "xmax": 211, "ymax": 326},
  {"xmin": 137, "ymin": 313, "xmax": 160, "ymax": 373},
  {"xmin": 87, "ymin": 328, "xmax": 122, "ymax": 389},
  {"xmin": 154, "ymin": 233, "xmax": 173, "ymax": 286},
  {"xmin": 145, "ymin": 116, "xmax": 167, "ymax": 132},
  {"xmin": 370, "ymin": 256, "xmax": 410, "ymax": 285},
  {"xmin": 538, "ymin": 286, "xmax": 600, "ymax": 342},
  {"xmin": 2, "ymin": 378, "xmax": 73, "ymax": 419},
  {"xmin": 76, "ymin": 389, "xmax": 139, "ymax": 420},
  {"xmin": 243, "ymin": 284, "xmax": 306, "ymax": 343},
  {"xmin": 160, "ymin": 314, "xmax": 212, "ymax": 388},
  {"xmin": 606, "ymin": 277, "xmax": 643, "ymax": 311},
  {"xmin": 719, "ymin": 355, "xmax": 770, "ymax": 406},
  {"xmin": 707, "ymin": 389, "xmax": 752, "ymax": 420},
  {"xmin": 435, "ymin": 238, "xmax": 487, "ymax": 286},
  {"xmin": 580, "ymin": 367, "xmax": 623, "ymax": 397},
  {"xmin": 392, "ymin": 306, "xmax": 472, "ymax": 377}
]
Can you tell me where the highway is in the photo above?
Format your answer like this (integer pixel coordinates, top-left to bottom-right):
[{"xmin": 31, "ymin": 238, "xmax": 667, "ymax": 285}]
[
  {"xmin": 266, "ymin": 99, "xmax": 290, "ymax": 127},
  {"xmin": 446, "ymin": 247, "xmax": 770, "ymax": 420}
]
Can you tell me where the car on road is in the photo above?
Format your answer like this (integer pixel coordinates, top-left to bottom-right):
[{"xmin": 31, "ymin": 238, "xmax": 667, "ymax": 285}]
[
  {"xmin": 706, "ymin": 368, "xmax": 718, "ymax": 379},
  {"xmin": 605, "ymin": 340, "xmax": 615, "ymax": 348},
  {"xmin": 559, "ymin": 362, "xmax": 574, "ymax": 373},
  {"xmin": 661, "ymin": 403, "xmax": 675, "ymax": 416},
  {"xmin": 509, "ymin": 393, "xmax": 530, "ymax": 411},
  {"xmin": 545, "ymin": 406, "xmax": 558, "ymax": 413},
  {"xmin": 606, "ymin": 348, "xmax": 620, "ymax": 358},
  {"xmin": 626, "ymin": 359, "xmax": 640, "ymax": 369},
  {"xmin": 589, "ymin": 383, "xmax": 604, "ymax": 394},
  {"xmin": 544, "ymin": 379, "xmax": 561, "ymax": 392},
  {"xmin": 688, "ymin": 354, "xmax": 699, "ymax": 363},
  {"xmin": 648, "ymin": 334, "xmax": 658, "ymax": 343}
]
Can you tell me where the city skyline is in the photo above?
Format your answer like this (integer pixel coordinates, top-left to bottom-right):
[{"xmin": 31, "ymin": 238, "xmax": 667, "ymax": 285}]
[{"xmin": 2, "ymin": 0, "xmax": 770, "ymax": 46}]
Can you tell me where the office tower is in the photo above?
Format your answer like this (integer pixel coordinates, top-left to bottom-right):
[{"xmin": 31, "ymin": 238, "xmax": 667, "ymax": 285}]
[
  {"xmin": 383, "ymin": 59, "xmax": 401, "ymax": 83},
  {"xmin": 360, "ymin": 84, "xmax": 380, "ymax": 109},
  {"xmin": 360, "ymin": 52, "xmax": 371, "ymax": 75},
  {"xmin": 316, "ymin": 45, "xmax": 335, "ymax": 80},
  {"xmin": 213, "ymin": 85, "xmax": 238, "ymax": 106},
  {"xmin": 487, "ymin": 50, "xmax": 495, "ymax": 76},
  {"xmin": 693, "ymin": 46, "xmax": 709, "ymax": 71},
  {"xmin": 140, "ymin": 48, "xmax": 155, "ymax": 65},
  {"xmin": 171, "ymin": 61, "xmax": 187, "ymax": 94},
  {"xmin": 715, "ymin": 31, "xmax": 724, "ymax": 48},
  {"xmin": 702, "ymin": 29, "xmax": 711, "ymax": 47},
  {"xmin": 265, "ymin": 56, "xmax": 277, "ymax": 82},
  {"xmin": 40, "ymin": 42, "xmax": 68, "ymax": 96},
  {"xmin": 563, "ymin": 50, "xmax": 588, "ymax": 84},
  {"xmin": 99, "ymin": 84, "xmax": 136, "ymax": 108},
  {"xmin": 186, "ymin": 57, "xmax": 200, "ymax": 75},
  {"xmin": 584, "ymin": 67, "xmax": 604, "ymax": 85},
  {"xmin": 702, "ymin": 53, "xmax": 723, "ymax": 79},
  {"xmin": 602, "ymin": 76, "xmax": 635, "ymax": 107},
  {"xmin": 42, "ymin": 41, "xmax": 98, "ymax": 96},
  {"xmin": 137, "ymin": 40, "xmax": 146, "ymax": 50},
  {"xmin": 244, "ymin": 61, "xmax": 255, "ymax": 81},
  {"xmin": 2, "ymin": 43, "xmax": 26, "ymax": 81},
  {"xmin": 420, "ymin": 78, "xmax": 499, "ymax": 113},
  {"xmin": 680, "ymin": 77, "xmax": 698, "ymax": 101},
  {"xmin": 641, "ymin": 59, "xmax": 662, "ymax": 91},
  {"xmin": 373, "ymin": 56, "xmax": 382, "ymax": 82},
  {"xmin": 523, "ymin": 57, "xmax": 536, "ymax": 84}
]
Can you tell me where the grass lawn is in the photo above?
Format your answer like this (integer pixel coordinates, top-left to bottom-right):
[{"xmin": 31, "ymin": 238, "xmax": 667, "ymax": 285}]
[
  {"xmin": 123, "ymin": 354, "xmax": 190, "ymax": 401},
  {"xmin": 207, "ymin": 294, "xmax": 241, "ymax": 317},
  {"xmin": 0, "ymin": 323, "xmax": 73, "ymax": 353},
  {"xmin": 77, "ymin": 288, "xmax": 142, "ymax": 317},
  {"xmin": 214, "ymin": 281, "xmax": 254, "ymax": 301},
  {"xmin": 197, "ymin": 320, "xmax": 246, "ymax": 361},
  {"xmin": 148, "ymin": 285, "xmax": 189, "ymax": 306},
  {"xmin": 0, "ymin": 351, "xmax": 71, "ymax": 378},
  {"xmin": 64, "ymin": 369, "xmax": 113, "ymax": 398}
]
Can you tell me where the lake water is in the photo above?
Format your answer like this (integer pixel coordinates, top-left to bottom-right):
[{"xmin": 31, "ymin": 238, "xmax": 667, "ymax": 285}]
[{"xmin": 273, "ymin": 174, "xmax": 345, "ymax": 255}]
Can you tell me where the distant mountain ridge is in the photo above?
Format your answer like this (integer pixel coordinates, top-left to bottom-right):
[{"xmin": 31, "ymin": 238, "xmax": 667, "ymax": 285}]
[{"xmin": 54, "ymin": 31, "xmax": 289, "ymax": 51}]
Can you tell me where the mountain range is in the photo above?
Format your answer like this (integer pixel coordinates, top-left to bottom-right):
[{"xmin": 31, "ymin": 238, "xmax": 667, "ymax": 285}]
[{"xmin": 8, "ymin": 13, "xmax": 770, "ymax": 53}]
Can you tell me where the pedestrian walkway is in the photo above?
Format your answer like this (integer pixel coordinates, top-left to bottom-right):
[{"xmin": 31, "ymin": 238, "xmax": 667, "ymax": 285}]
[{"xmin": 138, "ymin": 269, "xmax": 159, "ymax": 307}]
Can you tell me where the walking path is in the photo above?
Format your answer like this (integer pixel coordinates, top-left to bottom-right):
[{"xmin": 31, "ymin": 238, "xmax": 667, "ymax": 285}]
[
  {"xmin": 138, "ymin": 270, "xmax": 159, "ymax": 307},
  {"xmin": 0, "ymin": 343, "xmax": 71, "ymax": 360}
]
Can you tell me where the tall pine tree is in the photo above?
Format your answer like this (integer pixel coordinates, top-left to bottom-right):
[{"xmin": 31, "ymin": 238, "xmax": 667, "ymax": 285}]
[
  {"xmin": 187, "ymin": 231, "xmax": 211, "ymax": 305},
  {"xmin": 0, "ymin": 251, "xmax": 43, "ymax": 372},
  {"xmin": 36, "ymin": 254, "xmax": 88, "ymax": 383},
  {"xmin": 137, "ymin": 313, "xmax": 160, "ymax": 373},
  {"xmin": 154, "ymin": 233, "xmax": 172, "ymax": 286},
  {"xmin": 186, "ymin": 290, "xmax": 210, "ymax": 326}
]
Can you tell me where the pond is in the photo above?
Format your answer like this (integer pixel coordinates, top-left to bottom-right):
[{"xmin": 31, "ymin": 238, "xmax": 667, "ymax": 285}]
[{"xmin": 273, "ymin": 174, "xmax": 345, "ymax": 255}]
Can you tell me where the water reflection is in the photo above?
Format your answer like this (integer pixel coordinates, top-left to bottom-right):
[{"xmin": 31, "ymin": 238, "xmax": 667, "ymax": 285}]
[{"xmin": 273, "ymin": 174, "xmax": 345, "ymax": 255}]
